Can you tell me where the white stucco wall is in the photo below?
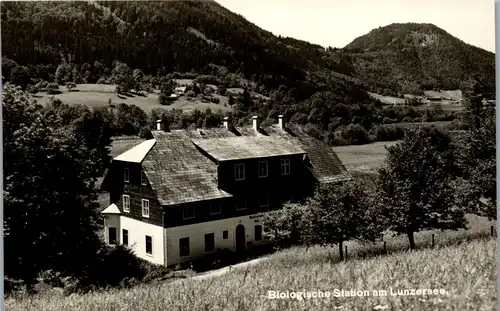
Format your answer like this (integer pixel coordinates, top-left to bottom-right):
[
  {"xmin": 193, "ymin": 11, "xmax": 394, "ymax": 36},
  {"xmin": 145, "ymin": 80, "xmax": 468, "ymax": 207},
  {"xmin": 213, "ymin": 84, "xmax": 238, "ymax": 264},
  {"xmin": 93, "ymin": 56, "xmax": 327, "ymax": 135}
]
[
  {"xmin": 119, "ymin": 216, "xmax": 165, "ymax": 265},
  {"xmin": 165, "ymin": 215, "xmax": 268, "ymax": 266}
]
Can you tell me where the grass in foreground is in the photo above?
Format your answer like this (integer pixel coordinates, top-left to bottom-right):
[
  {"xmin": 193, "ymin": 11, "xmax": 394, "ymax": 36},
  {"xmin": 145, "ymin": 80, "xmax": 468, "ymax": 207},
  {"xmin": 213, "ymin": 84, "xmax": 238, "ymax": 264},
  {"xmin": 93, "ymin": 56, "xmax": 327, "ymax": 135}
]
[{"xmin": 6, "ymin": 219, "xmax": 496, "ymax": 311}]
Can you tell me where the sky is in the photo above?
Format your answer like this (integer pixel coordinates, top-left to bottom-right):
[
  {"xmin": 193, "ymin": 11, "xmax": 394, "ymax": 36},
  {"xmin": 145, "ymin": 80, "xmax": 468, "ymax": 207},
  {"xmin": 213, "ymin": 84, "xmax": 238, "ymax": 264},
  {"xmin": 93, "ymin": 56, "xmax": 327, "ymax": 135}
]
[{"xmin": 216, "ymin": 0, "xmax": 495, "ymax": 53}]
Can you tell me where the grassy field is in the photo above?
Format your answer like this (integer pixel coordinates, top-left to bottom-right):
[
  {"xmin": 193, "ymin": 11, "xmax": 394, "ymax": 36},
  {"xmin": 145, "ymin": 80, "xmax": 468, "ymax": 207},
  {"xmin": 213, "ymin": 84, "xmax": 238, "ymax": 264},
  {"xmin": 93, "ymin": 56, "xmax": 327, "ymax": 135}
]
[
  {"xmin": 333, "ymin": 141, "xmax": 395, "ymax": 173},
  {"xmin": 33, "ymin": 84, "xmax": 232, "ymax": 114},
  {"xmin": 5, "ymin": 212, "xmax": 496, "ymax": 311},
  {"xmin": 367, "ymin": 91, "xmax": 465, "ymax": 111}
]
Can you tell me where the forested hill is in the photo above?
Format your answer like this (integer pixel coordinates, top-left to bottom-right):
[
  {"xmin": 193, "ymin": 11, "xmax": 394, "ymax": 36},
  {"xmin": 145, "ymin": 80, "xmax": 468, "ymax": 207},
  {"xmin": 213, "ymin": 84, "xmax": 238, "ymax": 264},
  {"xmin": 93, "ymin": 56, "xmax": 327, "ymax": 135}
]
[
  {"xmin": 1, "ymin": 0, "xmax": 363, "ymax": 97},
  {"xmin": 344, "ymin": 23, "xmax": 496, "ymax": 96},
  {"xmin": 1, "ymin": 1, "xmax": 494, "ymax": 97}
]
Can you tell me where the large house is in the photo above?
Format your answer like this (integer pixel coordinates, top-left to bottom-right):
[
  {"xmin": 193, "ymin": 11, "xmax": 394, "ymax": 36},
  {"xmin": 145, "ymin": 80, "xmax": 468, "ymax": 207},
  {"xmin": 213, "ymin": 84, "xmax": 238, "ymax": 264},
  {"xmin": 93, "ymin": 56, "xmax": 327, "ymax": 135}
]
[{"xmin": 100, "ymin": 116, "xmax": 352, "ymax": 266}]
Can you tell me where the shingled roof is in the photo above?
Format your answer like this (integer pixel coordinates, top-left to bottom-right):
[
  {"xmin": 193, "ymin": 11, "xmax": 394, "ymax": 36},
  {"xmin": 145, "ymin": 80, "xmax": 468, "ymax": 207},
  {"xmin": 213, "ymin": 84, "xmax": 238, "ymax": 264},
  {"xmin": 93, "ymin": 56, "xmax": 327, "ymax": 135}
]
[
  {"xmin": 142, "ymin": 130, "xmax": 232, "ymax": 206},
  {"xmin": 182, "ymin": 123, "xmax": 352, "ymax": 183},
  {"xmin": 103, "ymin": 120, "xmax": 351, "ymax": 206},
  {"xmin": 192, "ymin": 136, "xmax": 306, "ymax": 162}
]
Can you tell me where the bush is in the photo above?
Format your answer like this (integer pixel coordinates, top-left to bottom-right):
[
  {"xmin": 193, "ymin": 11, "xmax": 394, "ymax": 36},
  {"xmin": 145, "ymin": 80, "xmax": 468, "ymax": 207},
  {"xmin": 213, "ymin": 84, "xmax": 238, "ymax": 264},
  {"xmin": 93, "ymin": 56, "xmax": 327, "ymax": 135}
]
[
  {"xmin": 339, "ymin": 123, "xmax": 369, "ymax": 145},
  {"xmin": 158, "ymin": 93, "xmax": 169, "ymax": 105},
  {"xmin": 26, "ymin": 85, "xmax": 38, "ymax": 94},
  {"xmin": 373, "ymin": 124, "xmax": 405, "ymax": 141},
  {"xmin": 46, "ymin": 82, "xmax": 61, "ymax": 94}
]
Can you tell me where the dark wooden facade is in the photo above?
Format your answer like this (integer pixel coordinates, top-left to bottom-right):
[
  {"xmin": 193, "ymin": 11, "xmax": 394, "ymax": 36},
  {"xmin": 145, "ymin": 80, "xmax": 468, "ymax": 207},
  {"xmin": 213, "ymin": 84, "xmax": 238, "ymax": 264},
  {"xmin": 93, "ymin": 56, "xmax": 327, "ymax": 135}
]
[{"xmin": 105, "ymin": 154, "xmax": 317, "ymax": 229}]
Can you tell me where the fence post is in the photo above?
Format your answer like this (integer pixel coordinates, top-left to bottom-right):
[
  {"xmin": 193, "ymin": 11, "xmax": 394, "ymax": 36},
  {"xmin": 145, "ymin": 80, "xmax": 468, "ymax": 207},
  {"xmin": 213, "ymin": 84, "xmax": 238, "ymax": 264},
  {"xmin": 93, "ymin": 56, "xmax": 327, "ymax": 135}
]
[
  {"xmin": 431, "ymin": 234, "xmax": 435, "ymax": 248},
  {"xmin": 491, "ymin": 225, "xmax": 495, "ymax": 237},
  {"xmin": 383, "ymin": 241, "xmax": 387, "ymax": 254},
  {"xmin": 345, "ymin": 245, "xmax": 348, "ymax": 260}
]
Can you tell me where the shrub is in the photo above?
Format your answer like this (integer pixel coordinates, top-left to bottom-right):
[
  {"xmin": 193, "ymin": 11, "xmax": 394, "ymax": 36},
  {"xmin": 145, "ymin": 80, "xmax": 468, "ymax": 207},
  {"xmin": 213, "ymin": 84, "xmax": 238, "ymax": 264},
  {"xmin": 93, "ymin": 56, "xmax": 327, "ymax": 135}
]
[
  {"xmin": 158, "ymin": 93, "xmax": 169, "ymax": 105},
  {"xmin": 46, "ymin": 82, "xmax": 61, "ymax": 94}
]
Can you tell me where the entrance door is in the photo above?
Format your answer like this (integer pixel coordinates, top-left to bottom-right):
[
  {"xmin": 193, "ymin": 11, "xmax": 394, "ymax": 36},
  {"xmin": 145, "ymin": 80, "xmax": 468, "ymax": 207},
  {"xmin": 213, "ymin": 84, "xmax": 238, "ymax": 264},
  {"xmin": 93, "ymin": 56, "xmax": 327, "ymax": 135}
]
[{"xmin": 235, "ymin": 224, "xmax": 245, "ymax": 252}]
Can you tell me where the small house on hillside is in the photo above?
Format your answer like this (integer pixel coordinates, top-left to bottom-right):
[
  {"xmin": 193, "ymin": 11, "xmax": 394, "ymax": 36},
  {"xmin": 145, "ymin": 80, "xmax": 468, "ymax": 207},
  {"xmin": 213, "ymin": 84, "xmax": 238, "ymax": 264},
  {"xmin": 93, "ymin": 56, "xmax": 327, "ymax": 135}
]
[
  {"xmin": 174, "ymin": 86, "xmax": 187, "ymax": 95},
  {"xmin": 100, "ymin": 116, "xmax": 352, "ymax": 266}
]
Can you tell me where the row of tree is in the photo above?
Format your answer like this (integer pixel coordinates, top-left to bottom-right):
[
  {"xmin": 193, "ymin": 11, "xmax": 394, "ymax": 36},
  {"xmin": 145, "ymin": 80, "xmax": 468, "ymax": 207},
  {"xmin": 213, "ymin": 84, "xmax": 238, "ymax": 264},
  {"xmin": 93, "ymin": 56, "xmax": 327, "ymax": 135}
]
[{"xmin": 263, "ymin": 82, "xmax": 495, "ymax": 257}]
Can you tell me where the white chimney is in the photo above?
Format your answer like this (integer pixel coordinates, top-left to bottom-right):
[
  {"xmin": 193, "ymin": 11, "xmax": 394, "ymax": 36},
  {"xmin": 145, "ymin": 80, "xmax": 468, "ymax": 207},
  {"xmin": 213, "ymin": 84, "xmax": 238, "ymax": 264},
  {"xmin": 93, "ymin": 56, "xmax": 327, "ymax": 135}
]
[
  {"xmin": 156, "ymin": 119, "xmax": 165, "ymax": 131},
  {"xmin": 278, "ymin": 115, "xmax": 285, "ymax": 129},
  {"xmin": 252, "ymin": 116, "xmax": 260, "ymax": 131},
  {"xmin": 223, "ymin": 117, "xmax": 232, "ymax": 130}
]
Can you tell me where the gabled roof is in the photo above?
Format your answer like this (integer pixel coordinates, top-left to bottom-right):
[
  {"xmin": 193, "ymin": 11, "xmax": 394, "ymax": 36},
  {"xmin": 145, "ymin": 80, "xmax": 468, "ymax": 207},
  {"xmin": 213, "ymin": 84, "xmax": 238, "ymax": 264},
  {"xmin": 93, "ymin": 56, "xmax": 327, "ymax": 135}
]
[
  {"xmin": 142, "ymin": 131, "xmax": 232, "ymax": 206},
  {"xmin": 183, "ymin": 124, "xmax": 352, "ymax": 183},
  {"xmin": 114, "ymin": 139, "xmax": 156, "ymax": 163},
  {"xmin": 101, "ymin": 203, "xmax": 121, "ymax": 215},
  {"xmin": 192, "ymin": 136, "xmax": 306, "ymax": 162}
]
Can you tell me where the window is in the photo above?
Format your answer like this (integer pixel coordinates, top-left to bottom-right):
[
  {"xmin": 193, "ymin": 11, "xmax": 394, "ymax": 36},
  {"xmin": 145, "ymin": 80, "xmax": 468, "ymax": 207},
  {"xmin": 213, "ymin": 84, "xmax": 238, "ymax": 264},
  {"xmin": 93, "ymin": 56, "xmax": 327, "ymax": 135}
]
[
  {"xmin": 255, "ymin": 225, "xmax": 262, "ymax": 241},
  {"xmin": 235, "ymin": 163, "xmax": 245, "ymax": 181},
  {"xmin": 258, "ymin": 161, "xmax": 268, "ymax": 178},
  {"xmin": 124, "ymin": 168, "xmax": 130, "ymax": 183},
  {"xmin": 183, "ymin": 206, "xmax": 195, "ymax": 219},
  {"xmin": 122, "ymin": 229, "xmax": 129, "ymax": 246},
  {"xmin": 204, "ymin": 233, "xmax": 215, "ymax": 252},
  {"xmin": 281, "ymin": 159, "xmax": 291, "ymax": 175},
  {"xmin": 236, "ymin": 200, "xmax": 247, "ymax": 211},
  {"xmin": 145, "ymin": 235, "xmax": 153, "ymax": 255},
  {"xmin": 142, "ymin": 199, "xmax": 150, "ymax": 218},
  {"xmin": 108, "ymin": 227, "xmax": 117, "ymax": 245},
  {"xmin": 223, "ymin": 230, "xmax": 228, "ymax": 240},
  {"xmin": 210, "ymin": 203, "xmax": 221, "ymax": 215},
  {"xmin": 122, "ymin": 195, "xmax": 130, "ymax": 213},
  {"xmin": 179, "ymin": 237, "xmax": 190, "ymax": 257},
  {"xmin": 141, "ymin": 170, "xmax": 147, "ymax": 186},
  {"xmin": 259, "ymin": 193, "xmax": 270, "ymax": 207}
]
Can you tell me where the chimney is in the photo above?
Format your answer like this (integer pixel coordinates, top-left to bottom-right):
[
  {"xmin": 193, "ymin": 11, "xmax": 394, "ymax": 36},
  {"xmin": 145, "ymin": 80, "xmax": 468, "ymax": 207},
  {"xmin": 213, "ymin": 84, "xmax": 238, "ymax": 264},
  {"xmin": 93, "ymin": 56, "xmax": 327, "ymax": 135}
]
[
  {"xmin": 156, "ymin": 119, "xmax": 165, "ymax": 131},
  {"xmin": 278, "ymin": 115, "xmax": 285, "ymax": 129},
  {"xmin": 223, "ymin": 117, "xmax": 233, "ymax": 130},
  {"xmin": 252, "ymin": 116, "xmax": 260, "ymax": 131}
]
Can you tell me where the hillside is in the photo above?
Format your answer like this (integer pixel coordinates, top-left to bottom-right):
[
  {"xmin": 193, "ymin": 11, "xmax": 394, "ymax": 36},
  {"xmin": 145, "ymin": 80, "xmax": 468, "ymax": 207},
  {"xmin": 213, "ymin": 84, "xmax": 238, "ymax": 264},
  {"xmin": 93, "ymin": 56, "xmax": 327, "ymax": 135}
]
[
  {"xmin": 344, "ymin": 23, "xmax": 495, "ymax": 96},
  {"xmin": 6, "ymin": 220, "xmax": 496, "ymax": 311},
  {"xmin": 2, "ymin": 3, "xmax": 494, "ymax": 99}
]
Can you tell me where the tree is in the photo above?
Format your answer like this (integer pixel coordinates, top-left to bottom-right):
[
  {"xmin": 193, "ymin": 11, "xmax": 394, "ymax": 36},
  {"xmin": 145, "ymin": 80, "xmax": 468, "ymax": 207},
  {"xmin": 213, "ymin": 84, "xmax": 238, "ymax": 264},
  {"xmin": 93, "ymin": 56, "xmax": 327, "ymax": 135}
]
[
  {"xmin": 3, "ymin": 85, "xmax": 103, "ymax": 291},
  {"xmin": 263, "ymin": 203, "xmax": 307, "ymax": 248},
  {"xmin": 46, "ymin": 82, "xmax": 61, "ymax": 94},
  {"xmin": 455, "ymin": 106, "xmax": 496, "ymax": 219},
  {"xmin": 377, "ymin": 128, "xmax": 466, "ymax": 250},
  {"xmin": 460, "ymin": 74, "xmax": 487, "ymax": 130},
  {"xmin": 228, "ymin": 95, "xmax": 235, "ymax": 107},
  {"xmin": 66, "ymin": 82, "xmax": 77, "ymax": 91},
  {"xmin": 301, "ymin": 181, "xmax": 383, "ymax": 260}
]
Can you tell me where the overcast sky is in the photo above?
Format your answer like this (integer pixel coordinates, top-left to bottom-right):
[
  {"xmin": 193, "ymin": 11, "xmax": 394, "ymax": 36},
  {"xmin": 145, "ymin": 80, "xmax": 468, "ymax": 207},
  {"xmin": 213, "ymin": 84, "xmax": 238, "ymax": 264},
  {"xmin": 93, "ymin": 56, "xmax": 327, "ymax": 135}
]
[{"xmin": 216, "ymin": 0, "xmax": 495, "ymax": 53}]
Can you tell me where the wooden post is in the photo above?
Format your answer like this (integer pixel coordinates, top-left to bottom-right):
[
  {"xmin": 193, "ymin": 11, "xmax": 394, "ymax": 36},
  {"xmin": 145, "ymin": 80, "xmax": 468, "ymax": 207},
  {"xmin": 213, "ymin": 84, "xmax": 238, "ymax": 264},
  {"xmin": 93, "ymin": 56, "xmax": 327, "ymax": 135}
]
[
  {"xmin": 491, "ymin": 225, "xmax": 495, "ymax": 237},
  {"xmin": 383, "ymin": 241, "xmax": 387, "ymax": 254},
  {"xmin": 345, "ymin": 245, "xmax": 348, "ymax": 260},
  {"xmin": 431, "ymin": 234, "xmax": 435, "ymax": 248}
]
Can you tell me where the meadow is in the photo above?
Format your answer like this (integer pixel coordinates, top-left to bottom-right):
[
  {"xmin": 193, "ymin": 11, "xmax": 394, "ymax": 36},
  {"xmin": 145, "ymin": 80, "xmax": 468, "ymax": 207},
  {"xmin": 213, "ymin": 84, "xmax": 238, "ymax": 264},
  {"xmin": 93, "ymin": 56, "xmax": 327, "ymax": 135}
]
[
  {"xmin": 33, "ymin": 84, "xmax": 232, "ymax": 114},
  {"xmin": 5, "ymin": 213, "xmax": 495, "ymax": 311}
]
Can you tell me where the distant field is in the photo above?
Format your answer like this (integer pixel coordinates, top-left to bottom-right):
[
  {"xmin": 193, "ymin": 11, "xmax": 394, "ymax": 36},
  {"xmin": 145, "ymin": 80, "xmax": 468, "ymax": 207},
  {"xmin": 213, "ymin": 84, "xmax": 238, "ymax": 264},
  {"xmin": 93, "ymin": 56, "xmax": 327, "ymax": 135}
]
[
  {"xmin": 33, "ymin": 84, "xmax": 232, "ymax": 114},
  {"xmin": 368, "ymin": 91, "xmax": 465, "ymax": 111},
  {"xmin": 333, "ymin": 141, "xmax": 395, "ymax": 173}
]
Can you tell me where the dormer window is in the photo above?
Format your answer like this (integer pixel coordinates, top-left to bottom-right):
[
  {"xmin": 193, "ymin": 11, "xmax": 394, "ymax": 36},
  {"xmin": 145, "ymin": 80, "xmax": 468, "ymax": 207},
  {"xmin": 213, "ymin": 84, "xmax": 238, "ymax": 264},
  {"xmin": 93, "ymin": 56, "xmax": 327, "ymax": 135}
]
[
  {"xmin": 124, "ymin": 168, "xmax": 130, "ymax": 183},
  {"xmin": 258, "ymin": 161, "xmax": 268, "ymax": 178},
  {"xmin": 281, "ymin": 159, "xmax": 291, "ymax": 175},
  {"xmin": 235, "ymin": 163, "xmax": 245, "ymax": 181}
]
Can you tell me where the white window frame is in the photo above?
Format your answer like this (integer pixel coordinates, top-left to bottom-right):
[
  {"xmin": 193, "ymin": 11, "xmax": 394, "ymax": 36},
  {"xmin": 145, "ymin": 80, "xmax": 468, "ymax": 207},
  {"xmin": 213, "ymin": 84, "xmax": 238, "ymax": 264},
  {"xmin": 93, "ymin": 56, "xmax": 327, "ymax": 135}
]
[
  {"xmin": 141, "ymin": 170, "xmax": 147, "ymax": 186},
  {"xmin": 179, "ymin": 237, "xmax": 190, "ymax": 257},
  {"xmin": 124, "ymin": 168, "xmax": 130, "ymax": 183},
  {"xmin": 210, "ymin": 203, "xmax": 221, "ymax": 215},
  {"xmin": 183, "ymin": 206, "xmax": 195, "ymax": 220},
  {"xmin": 281, "ymin": 159, "xmax": 291, "ymax": 175},
  {"xmin": 108, "ymin": 227, "xmax": 117, "ymax": 245},
  {"xmin": 258, "ymin": 161, "xmax": 268, "ymax": 178},
  {"xmin": 236, "ymin": 200, "xmax": 247, "ymax": 211},
  {"xmin": 259, "ymin": 193, "xmax": 270, "ymax": 207},
  {"xmin": 142, "ymin": 199, "xmax": 150, "ymax": 218},
  {"xmin": 145, "ymin": 235, "xmax": 153, "ymax": 256},
  {"xmin": 122, "ymin": 195, "xmax": 130, "ymax": 213},
  {"xmin": 234, "ymin": 163, "xmax": 245, "ymax": 181}
]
